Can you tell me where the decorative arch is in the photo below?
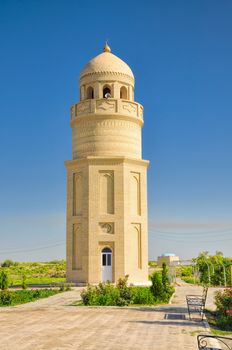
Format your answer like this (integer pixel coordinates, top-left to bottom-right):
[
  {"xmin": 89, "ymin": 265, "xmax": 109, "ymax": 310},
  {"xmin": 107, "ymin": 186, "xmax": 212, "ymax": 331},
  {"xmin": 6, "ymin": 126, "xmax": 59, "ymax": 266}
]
[
  {"xmin": 132, "ymin": 224, "xmax": 142, "ymax": 269},
  {"xmin": 120, "ymin": 86, "xmax": 128, "ymax": 99},
  {"xmin": 103, "ymin": 85, "xmax": 112, "ymax": 98},
  {"xmin": 72, "ymin": 224, "xmax": 82, "ymax": 270},
  {"xmin": 73, "ymin": 173, "xmax": 82, "ymax": 215},
  {"xmin": 99, "ymin": 171, "xmax": 114, "ymax": 214},
  {"xmin": 86, "ymin": 86, "xmax": 94, "ymax": 99},
  {"xmin": 130, "ymin": 173, "xmax": 141, "ymax": 216}
]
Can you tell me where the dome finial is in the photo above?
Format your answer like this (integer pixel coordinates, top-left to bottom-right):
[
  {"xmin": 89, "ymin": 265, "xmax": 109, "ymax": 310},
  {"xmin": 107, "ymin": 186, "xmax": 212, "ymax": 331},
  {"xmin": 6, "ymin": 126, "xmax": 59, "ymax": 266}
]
[{"xmin": 103, "ymin": 40, "xmax": 111, "ymax": 53}]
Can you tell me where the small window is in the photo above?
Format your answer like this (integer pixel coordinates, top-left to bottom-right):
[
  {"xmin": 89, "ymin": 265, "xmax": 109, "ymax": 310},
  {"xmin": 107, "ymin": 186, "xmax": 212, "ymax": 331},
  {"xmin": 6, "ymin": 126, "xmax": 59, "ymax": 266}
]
[
  {"xmin": 86, "ymin": 86, "xmax": 94, "ymax": 99},
  {"xmin": 103, "ymin": 86, "xmax": 111, "ymax": 98},
  {"xmin": 107, "ymin": 254, "xmax": 111, "ymax": 266},
  {"xmin": 120, "ymin": 86, "xmax": 127, "ymax": 99},
  {"xmin": 102, "ymin": 254, "xmax": 107, "ymax": 266}
]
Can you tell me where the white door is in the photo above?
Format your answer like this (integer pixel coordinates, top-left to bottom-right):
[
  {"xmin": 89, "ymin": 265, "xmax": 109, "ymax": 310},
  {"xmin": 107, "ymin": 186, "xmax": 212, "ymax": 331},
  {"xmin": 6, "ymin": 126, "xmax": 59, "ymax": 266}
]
[{"xmin": 101, "ymin": 247, "xmax": 112, "ymax": 282}]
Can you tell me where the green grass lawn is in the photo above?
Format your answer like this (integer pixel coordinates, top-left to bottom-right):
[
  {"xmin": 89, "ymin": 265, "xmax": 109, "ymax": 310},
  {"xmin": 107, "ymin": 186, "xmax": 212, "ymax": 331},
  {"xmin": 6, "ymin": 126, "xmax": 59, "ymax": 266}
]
[
  {"xmin": 0, "ymin": 289, "xmax": 62, "ymax": 306},
  {"xmin": 10, "ymin": 277, "xmax": 66, "ymax": 285},
  {"xmin": 0, "ymin": 260, "xmax": 66, "ymax": 286}
]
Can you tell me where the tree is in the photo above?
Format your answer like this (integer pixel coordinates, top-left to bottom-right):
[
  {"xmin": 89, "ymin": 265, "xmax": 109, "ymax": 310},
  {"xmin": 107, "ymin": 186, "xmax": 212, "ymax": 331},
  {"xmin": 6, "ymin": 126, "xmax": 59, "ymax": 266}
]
[
  {"xmin": 215, "ymin": 251, "xmax": 223, "ymax": 256},
  {"xmin": 194, "ymin": 252, "xmax": 232, "ymax": 286},
  {"xmin": 22, "ymin": 274, "xmax": 27, "ymax": 290},
  {"xmin": 162, "ymin": 263, "xmax": 169, "ymax": 291},
  {"xmin": 0, "ymin": 271, "xmax": 9, "ymax": 290},
  {"xmin": 1, "ymin": 259, "xmax": 14, "ymax": 268}
]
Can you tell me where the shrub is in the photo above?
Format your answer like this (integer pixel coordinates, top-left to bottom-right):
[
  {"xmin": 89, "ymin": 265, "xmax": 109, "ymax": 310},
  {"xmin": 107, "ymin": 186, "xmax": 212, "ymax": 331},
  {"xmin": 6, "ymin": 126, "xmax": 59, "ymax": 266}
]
[
  {"xmin": 1, "ymin": 259, "xmax": 14, "ymax": 268},
  {"xmin": 162, "ymin": 263, "xmax": 169, "ymax": 289},
  {"xmin": 181, "ymin": 276, "xmax": 196, "ymax": 284},
  {"xmin": 81, "ymin": 273, "xmax": 174, "ymax": 307},
  {"xmin": 214, "ymin": 288, "xmax": 232, "ymax": 331},
  {"xmin": 22, "ymin": 274, "xmax": 27, "ymax": 290},
  {"xmin": 81, "ymin": 285, "xmax": 100, "ymax": 306},
  {"xmin": 150, "ymin": 272, "xmax": 166, "ymax": 301},
  {"xmin": 180, "ymin": 266, "xmax": 193, "ymax": 277},
  {"xmin": 150, "ymin": 264, "xmax": 174, "ymax": 303},
  {"xmin": 215, "ymin": 288, "xmax": 232, "ymax": 313},
  {"xmin": 81, "ymin": 283, "xmax": 120, "ymax": 306},
  {"xmin": 0, "ymin": 271, "xmax": 9, "ymax": 290},
  {"xmin": 131, "ymin": 287, "xmax": 154, "ymax": 305},
  {"xmin": 116, "ymin": 275, "xmax": 133, "ymax": 306},
  {"xmin": 215, "ymin": 288, "xmax": 232, "ymax": 331},
  {"xmin": 59, "ymin": 284, "xmax": 65, "ymax": 292},
  {"xmin": 0, "ymin": 291, "xmax": 12, "ymax": 305},
  {"xmin": 97, "ymin": 283, "xmax": 120, "ymax": 306},
  {"xmin": 65, "ymin": 283, "xmax": 72, "ymax": 291}
]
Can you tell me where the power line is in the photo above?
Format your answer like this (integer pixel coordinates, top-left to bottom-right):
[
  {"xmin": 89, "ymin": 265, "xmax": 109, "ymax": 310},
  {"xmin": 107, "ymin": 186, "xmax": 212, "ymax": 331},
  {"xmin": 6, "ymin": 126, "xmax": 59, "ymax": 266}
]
[
  {"xmin": 149, "ymin": 232, "xmax": 232, "ymax": 243},
  {"xmin": 150, "ymin": 228, "xmax": 232, "ymax": 235},
  {"xmin": 0, "ymin": 238, "xmax": 65, "ymax": 252},
  {"xmin": 152, "ymin": 231, "xmax": 232, "ymax": 238},
  {"xmin": 0, "ymin": 241, "xmax": 65, "ymax": 254}
]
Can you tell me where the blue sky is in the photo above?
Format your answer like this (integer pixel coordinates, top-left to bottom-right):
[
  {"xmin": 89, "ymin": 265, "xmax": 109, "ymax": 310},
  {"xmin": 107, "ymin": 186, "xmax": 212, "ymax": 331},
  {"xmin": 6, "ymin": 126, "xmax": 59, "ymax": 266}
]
[{"xmin": 0, "ymin": 0, "xmax": 232, "ymax": 261}]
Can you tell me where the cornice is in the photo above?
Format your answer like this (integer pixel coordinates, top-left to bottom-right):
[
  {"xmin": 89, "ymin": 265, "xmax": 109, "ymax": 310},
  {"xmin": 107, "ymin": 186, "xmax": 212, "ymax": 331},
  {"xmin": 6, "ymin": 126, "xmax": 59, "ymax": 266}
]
[
  {"xmin": 80, "ymin": 71, "xmax": 134, "ymax": 85},
  {"xmin": 70, "ymin": 113, "xmax": 144, "ymax": 128},
  {"xmin": 65, "ymin": 156, "xmax": 150, "ymax": 169}
]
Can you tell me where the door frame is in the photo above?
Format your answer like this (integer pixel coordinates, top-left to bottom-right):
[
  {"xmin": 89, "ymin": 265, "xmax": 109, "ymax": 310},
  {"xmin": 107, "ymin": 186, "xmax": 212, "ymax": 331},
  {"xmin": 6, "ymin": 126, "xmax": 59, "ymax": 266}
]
[{"xmin": 101, "ymin": 247, "xmax": 113, "ymax": 282}]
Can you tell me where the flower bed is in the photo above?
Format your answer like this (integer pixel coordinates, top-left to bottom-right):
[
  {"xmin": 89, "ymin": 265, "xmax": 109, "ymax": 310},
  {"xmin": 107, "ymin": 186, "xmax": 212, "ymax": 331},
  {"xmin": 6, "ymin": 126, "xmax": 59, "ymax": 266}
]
[{"xmin": 214, "ymin": 288, "xmax": 232, "ymax": 331}]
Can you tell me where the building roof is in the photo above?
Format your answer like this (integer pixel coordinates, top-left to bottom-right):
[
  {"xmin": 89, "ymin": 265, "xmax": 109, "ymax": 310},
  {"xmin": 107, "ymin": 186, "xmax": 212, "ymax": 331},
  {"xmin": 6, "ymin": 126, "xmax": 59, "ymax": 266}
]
[
  {"xmin": 162, "ymin": 253, "xmax": 176, "ymax": 257},
  {"xmin": 80, "ymin": 45, "xmax": 134, "ymax": 80}
]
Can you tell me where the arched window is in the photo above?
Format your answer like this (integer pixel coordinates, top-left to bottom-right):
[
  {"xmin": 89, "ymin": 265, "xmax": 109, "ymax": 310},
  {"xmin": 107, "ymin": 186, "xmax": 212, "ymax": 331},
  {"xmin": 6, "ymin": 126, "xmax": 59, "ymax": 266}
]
[
  {"xmin": 86, "ymin": 86, "xmax": 94, "ymax": 99},
  {"xmin": 103, "ymin": 86, "xmax": 111, "ymax": 98},
  {"xmin": 102, "ymin": 247, "xmax": 112, "ymax": 253},
  {"xmin": 120, "ymin": 86, "xmax": 127, "ymax": 99}
]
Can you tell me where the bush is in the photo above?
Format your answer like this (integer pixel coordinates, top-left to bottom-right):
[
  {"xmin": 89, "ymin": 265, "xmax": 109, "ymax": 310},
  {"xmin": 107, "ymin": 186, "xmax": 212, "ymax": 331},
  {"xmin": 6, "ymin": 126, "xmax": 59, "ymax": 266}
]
[
  {"xmin": 81, "ymin": 283, "xmax": 120, "ymax": 306},
  {"xmin": 81, "ymin": 272, "xmax": 174, "ymax": 307},
  {"xmin": 176, "ymin": 265, "xmax": 193, "ymax": 278},
  {"xmin": 150, "ymin": 272, "xmax": 165, "ymax": 301},
  {"xmin": 0, "ymin": 271, "xmax": 9, "ymax": 290},
  {"xmin": 162, "ymin": 263, "xmax": 169, "ymax": 289},
  {"xmin": 214, "ymin": 288, "xmax": 232, "ymax": 331},
  {"xmin": 0, "ymin": 291, "xmax": 12, "ymax": 305},
  {"xmin": 22, "ymin": 275, "xmax": 27, "ymax": 290},
  {"xmin": 215, "ymin": 288, "xmax": 232, "ymax": 313},
  {"xmin": 131, "ymin": 287, "xmax": 154, "ymax": 304},
  {"xmin": 150, "ymin": 264, "xmax": 174, "ymax": 303},
  {"xmin": 181, "ymin": 276, "xmax": 196, "ymax": 284},
  {"xmin": 81, "ymin": 285, "xmax": 100, "ymax": 305},
  {"xmin": 1, "ymin": 259, "xmax": 14, "ymax": 268},
  {"xmin": 116, "ymin": 275, "xmax": 133, "ymax": 306},
  {"xmin": 97, "ymin": 283, "xmax": 121, "ymax": 306}
]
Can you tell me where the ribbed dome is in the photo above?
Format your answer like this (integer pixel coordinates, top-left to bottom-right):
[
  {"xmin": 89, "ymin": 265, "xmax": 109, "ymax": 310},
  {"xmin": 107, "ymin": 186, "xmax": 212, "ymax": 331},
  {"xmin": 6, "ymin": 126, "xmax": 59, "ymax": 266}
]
[{"xmin": 80, "ymin": 51, "xmax": 134, "ymax": 80}]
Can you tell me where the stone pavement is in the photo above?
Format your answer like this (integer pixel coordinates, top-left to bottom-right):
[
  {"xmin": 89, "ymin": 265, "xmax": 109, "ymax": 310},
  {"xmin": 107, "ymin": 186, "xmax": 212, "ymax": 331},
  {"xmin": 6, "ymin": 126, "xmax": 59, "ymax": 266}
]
[{"xmin": 0, "ymin": 283, "xmax": 219, "ymax": 350}]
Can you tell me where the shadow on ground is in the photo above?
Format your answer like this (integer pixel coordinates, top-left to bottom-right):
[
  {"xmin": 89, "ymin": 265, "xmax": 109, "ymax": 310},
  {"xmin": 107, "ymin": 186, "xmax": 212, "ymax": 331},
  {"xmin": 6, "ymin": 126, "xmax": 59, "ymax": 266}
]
[{"xmin": 128, "ymin": 319, "xmax": 205, "ymax": 327}]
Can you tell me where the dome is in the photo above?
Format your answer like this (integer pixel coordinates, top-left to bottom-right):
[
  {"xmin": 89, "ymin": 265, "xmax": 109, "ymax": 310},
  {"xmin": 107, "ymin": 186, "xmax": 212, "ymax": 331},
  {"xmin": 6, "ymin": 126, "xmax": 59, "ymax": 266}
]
[
  {"xmin": 80, "ymin": 46, "xmax": 134, "ymax": 81},
  {"xmin": 162, "ymin": 253, "xmax": 176, "ymax": 257}
]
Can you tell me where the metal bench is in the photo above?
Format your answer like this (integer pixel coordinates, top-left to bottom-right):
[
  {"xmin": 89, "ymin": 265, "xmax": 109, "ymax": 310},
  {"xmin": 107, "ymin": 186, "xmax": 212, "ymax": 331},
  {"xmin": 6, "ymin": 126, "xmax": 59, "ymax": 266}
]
[
  {"xmin": 186, "ymin": 286, "xmax": 208, "ymax": 320},
  {"xmin": 197, "ymin": 334, "xmax": 232, "ymax": 350}
]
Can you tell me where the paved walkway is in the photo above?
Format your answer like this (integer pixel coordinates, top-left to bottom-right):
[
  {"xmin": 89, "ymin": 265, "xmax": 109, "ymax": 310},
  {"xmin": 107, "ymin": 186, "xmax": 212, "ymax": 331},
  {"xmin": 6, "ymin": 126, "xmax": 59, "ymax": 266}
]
[{"xmin": 0, "ymin": 283, "xmax": 219, "ymax": 350}]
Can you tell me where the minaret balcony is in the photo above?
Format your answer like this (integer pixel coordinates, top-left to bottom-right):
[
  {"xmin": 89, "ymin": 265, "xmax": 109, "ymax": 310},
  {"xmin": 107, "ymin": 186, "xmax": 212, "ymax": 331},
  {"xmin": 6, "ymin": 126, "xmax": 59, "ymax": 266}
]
[{"xmin": 71, "ymin": 99, "xmax": 143, "ymax": 122}]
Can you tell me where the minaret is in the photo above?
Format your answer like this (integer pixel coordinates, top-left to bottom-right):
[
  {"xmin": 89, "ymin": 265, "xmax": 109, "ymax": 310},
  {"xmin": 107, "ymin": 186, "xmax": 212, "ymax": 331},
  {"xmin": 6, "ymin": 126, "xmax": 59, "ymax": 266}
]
[{"xmin": 65, "ymin": 44, "xmax": 149, "ymax": 284}]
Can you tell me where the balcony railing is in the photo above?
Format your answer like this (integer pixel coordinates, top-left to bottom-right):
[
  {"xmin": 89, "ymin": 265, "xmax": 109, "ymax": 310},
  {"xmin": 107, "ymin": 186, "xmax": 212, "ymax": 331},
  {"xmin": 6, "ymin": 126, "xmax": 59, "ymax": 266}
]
[{"xmin": 71, "ymin": 99, "xmax": 143, "ymax": 121}]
